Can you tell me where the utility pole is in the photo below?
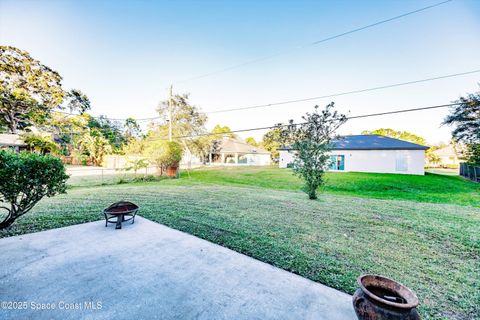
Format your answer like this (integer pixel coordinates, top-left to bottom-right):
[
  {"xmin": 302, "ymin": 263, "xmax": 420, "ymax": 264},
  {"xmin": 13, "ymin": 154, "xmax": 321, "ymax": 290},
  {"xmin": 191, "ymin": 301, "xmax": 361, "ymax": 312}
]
[{"xmin": 168, "ymin": 84, "xmax": 173, "ymax": 141}]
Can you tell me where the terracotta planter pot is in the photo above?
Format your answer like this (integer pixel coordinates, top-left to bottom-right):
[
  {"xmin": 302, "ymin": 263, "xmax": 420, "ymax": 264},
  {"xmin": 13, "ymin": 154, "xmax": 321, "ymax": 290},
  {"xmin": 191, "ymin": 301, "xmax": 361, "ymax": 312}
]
[
  {"xmin": 166, "ymin": 165, "xmax": 179, "ymax": 178},
  {"xmin": 353, "ymin": 275, "xmax": 420, "ymax": 320}
]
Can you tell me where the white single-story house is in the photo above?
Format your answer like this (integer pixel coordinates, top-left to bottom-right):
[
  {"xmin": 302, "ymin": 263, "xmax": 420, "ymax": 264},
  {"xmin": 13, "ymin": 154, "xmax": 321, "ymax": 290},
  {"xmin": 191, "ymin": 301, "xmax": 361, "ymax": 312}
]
[
  {"xmin": 278, "ymin": 134, "xmax": 429, "ymax": 175},
  {"xmin": 209, "ymin": 137, "xmax": 271, "ymax": 166}
]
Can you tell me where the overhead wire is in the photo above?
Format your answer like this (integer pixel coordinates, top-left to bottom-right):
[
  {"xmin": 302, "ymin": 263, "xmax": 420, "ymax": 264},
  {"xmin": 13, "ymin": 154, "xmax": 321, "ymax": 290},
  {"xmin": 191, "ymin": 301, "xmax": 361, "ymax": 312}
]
[
  {"xmin": 171, "ymin": 0, "xmax": 453, "ymax": 85},
  {"xmin": 143, "ymin": 102, "xmax": 459, "ymax": 141},
  {"xmin": 70, "ymin": 68, "xmax": 479, "ymax": 122}
]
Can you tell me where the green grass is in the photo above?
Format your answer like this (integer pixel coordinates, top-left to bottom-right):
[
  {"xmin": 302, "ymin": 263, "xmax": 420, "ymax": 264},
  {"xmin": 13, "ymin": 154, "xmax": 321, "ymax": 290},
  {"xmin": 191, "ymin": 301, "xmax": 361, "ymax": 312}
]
[
  {"xmin": 179, "ymin": 166, "xmax": 480, "ymax": 207},
  {"xmin": 1, "ymin": 167, "xmax": 479, "ymax": 319}
]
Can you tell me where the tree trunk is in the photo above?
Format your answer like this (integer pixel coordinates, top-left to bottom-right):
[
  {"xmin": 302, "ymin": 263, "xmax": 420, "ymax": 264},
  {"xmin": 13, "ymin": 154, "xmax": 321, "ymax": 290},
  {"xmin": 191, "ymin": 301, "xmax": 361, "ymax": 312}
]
[
  {"xmin": 5, "ymin": 111, "xmax": 18, "ymax": 134},
  {"xmin": 308, "ymin": 189, "xmax": 317, "ymax": 200},
  {"xmin": 0, "ymin": 213, "xmax": 17, "ymax": 229},
  {"xmin": 8, "ymin": 119, "xmax": 17, "ymax": 134}
]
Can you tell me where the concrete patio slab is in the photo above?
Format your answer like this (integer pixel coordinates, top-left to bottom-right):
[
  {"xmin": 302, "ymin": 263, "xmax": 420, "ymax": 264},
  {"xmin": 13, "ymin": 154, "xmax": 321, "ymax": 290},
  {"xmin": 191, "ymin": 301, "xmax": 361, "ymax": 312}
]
[{"xmin": 0, "ymin": 217, "xmax": 356, "ymax": 320}]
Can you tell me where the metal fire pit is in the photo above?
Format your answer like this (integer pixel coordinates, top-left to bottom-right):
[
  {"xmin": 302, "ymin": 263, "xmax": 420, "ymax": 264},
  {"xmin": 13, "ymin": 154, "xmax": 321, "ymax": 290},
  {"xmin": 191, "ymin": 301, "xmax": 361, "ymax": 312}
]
[
  {"xmin": 352, "ymin": 274, "xmax": 420, "ymax": 320},
  {"xmin": 103, "ymin": 201, "xmax": 139, "ymax": 229}
]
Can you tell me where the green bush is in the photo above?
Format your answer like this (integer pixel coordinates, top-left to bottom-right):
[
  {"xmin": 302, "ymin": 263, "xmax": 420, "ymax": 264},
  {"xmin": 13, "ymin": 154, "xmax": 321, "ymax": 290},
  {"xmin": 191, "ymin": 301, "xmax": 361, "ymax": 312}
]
[
  {"xmin": 145, "ymin": 141, "xmax": 183, "ymax": 174},
  {"xmin": 0, "ymin": 150, "xmax": 68, "ymax": 229}
]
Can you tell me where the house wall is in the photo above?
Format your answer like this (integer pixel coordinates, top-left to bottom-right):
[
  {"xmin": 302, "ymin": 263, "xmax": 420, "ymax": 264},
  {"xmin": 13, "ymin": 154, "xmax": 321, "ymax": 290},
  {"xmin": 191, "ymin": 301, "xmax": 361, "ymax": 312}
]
[
  {"xmin": 212, "ymin": 153, "xmax": 271, "ymax": 166},
  {"xmin": 279, "ymin": 149, "xmax": 425, "ymax": 175}
]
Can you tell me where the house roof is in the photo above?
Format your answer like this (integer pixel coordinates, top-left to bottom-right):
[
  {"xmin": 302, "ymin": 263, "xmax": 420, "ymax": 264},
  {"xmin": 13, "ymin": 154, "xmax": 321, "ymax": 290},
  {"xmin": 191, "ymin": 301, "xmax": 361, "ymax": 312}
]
[
  {"xmin": 278, "ymin": 134, "xmax": 429, "ymax": 151},
  {"xmin": 0, "ymin": 134, "xmax": 26, "ymax": 147},
  {"xmin": 217, "ymin": 138, "xmax": 271, "ymax": 155}
]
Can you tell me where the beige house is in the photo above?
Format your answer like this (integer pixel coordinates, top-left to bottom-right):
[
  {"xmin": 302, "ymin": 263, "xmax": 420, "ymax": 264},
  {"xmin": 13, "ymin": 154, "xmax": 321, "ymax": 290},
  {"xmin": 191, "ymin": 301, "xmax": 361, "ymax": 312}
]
[
  {"xmin": 0, "ymin": 133, "xmax": 26, "ymax": 151},
  {"xmin": 209, "ymin": 137, "xmax": 271, "ymax": 166},
  {"xmin": 430, "ymin": 144, "xmax": 463, "ymax": 167}
]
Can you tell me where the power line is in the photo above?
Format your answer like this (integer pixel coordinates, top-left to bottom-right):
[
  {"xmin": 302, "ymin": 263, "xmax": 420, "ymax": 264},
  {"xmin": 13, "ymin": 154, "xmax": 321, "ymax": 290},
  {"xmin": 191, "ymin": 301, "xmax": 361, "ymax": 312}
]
[
  {"xmin": 172, "ymin": 0, "xmax": 452, "ymax": 85},
  {"xmin": 204, "ymin": 69, "xmax": 480, "ymax": 113},
  {"xmin": 34, "ymin": 101, "xmax": 457, "ymax": 137},
  {"xmin": 53, "ymin": 68, "xmax": 479, "ymax": 122},
  {"xmin": 145, "ymin": 102, "xmax": 459, "ymax": 141}
]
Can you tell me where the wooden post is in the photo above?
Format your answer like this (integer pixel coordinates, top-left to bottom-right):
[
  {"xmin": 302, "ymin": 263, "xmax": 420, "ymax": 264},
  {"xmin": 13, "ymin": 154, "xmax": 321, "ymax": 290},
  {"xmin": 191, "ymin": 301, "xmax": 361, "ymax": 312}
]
[{"xmin": 168, "ymin": 85, "xmax": 173, "ymax": 142}]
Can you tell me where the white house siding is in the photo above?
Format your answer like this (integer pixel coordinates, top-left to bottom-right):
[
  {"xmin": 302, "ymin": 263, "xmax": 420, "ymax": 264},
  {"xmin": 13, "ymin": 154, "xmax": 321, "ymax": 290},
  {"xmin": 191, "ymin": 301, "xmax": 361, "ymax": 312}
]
[
  {"xmin": 217, "ymin": 153, "xmax": 271, "ymax": 166},
  {"xmin": 279, "ymin": 150, "xmax": 296, "ymax": 169},
  {"xmin": 279, "ymin": 149, "xmax": 425, "ymax": 175},
  {"xmin": 247, "ymin": 153, "xmax": 271, "ymax": 166}
]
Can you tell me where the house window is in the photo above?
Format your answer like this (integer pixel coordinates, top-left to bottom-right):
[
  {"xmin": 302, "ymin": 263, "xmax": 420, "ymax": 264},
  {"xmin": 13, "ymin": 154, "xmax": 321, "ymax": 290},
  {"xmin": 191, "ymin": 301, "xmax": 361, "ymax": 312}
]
[
  {"xmin": 238, "ymin": 154, "xmax": 248, "ymax": 164},
  {"xmin": 329, "ymin": 155, "xmax": 345, "ymax": 171},
  {"xmin": 224, "ymin": 154, "xmax": 236, "ymax": 164}
]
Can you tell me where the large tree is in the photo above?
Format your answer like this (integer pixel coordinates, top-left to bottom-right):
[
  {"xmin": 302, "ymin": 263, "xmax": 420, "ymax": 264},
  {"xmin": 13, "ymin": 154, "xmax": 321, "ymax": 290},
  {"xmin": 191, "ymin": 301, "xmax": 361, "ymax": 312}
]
[
  {"xmin": 0, "ymin": 46, "xmax": 64, "ymax": 133},
  {"xmin": 65, "ymin": 89, "xmax": 91, "ymax": 114},
  {"xmin": 281, "ymin": 103, "xmax": 346, "ymax": 200},
  {"xmin": 211, "ymin": 124, "xmax": 235, "ymax": 138},
  {"xmin": 87, "ymin": 115, "xmax": 125, "ymax": 151},
  {"xmin": 153, "ymin": 93, "xmax": 208, "ymax": 161},
  {"xmin": 0, "ymin": 46, "xmax": 89, "ymax": 133},
  {"xmin": 443, "ymin": 90, "xmax": 480, "ymax": 164},
  {"xmin": 76, "ymin": 129, "xmax": 112, "ymax": 166},
  {"xmin": 261, "ymin": 126, "xmax": 285, "ymax": 162},
  {"xmin": 245, "ymin": 137, "xmax": 258, "ymax": 147},
  {"xmin": 361, "ymin": 128, "xmax": 426, "ymax": 145}
]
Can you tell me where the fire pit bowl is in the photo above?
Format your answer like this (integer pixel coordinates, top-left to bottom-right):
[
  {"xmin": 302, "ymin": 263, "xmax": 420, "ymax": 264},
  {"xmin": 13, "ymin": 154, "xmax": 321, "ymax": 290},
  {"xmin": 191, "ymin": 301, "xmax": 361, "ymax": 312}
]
[
  {"xmin": 352, "ymin": 274, "xmax": 420, "ymax": 320},
  {"xmin": 103, "ymin": 201, "xmax": 139, "ymax": 229}
]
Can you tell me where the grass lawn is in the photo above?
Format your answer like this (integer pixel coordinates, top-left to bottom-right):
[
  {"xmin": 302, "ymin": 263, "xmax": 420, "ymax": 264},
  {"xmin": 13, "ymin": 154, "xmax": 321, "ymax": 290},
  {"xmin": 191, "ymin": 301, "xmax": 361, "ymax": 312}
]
[
  {"xmin": 179, "ymin": 166, "xmax": 479, "ymax": 207},
  {"xmin": 1, "ymin": 167, "xmax": 479, "ymax": 319}
]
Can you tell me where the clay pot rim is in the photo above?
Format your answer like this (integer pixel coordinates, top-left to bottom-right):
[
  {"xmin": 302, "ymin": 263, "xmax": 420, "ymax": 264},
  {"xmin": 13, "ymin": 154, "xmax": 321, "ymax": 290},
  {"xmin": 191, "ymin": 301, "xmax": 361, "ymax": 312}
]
[{"xmin": 357, "ymin": 274, "xmax": 419, "ymax": 309}]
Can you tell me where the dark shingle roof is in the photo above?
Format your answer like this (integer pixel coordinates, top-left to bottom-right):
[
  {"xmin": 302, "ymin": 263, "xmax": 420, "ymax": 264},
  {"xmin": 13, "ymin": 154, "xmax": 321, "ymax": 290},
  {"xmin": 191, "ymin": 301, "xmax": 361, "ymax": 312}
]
[{"xmin": 278, "ymin": 135, "xmax": 429, "ymax": 151}]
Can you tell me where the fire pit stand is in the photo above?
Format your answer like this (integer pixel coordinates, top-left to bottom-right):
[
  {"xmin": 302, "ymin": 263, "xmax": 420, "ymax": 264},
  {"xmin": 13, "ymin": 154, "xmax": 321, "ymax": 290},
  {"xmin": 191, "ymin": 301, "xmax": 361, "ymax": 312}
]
[{"xmin": 103, "ymin": 201, "xmax": 139, "ymax": 229}]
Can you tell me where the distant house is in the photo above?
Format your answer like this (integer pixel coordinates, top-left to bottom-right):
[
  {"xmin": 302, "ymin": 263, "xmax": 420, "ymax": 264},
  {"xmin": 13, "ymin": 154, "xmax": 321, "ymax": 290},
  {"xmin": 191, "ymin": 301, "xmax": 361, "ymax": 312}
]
[
  {"xmin": 209, "ymin": 137, "xmax": 271, "ymax": 166},
  {"xmin": 430, "ymin": 144, "xmax": 463, "ymax": 168},
  {"xmin": 278, "ymin": 134, "xmax": 428, "ymax": 175},
  {"xmin": 0, "ymin": 133, "xmax": 26, "ymax": 151}
]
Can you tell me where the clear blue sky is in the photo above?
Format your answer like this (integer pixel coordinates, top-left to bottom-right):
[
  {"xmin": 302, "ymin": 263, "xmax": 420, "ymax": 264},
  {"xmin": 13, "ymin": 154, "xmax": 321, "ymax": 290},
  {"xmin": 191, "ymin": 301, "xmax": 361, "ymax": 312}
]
[{"xmin": 1, "ymin": 0, "xmax": 479, "ymax": 143}]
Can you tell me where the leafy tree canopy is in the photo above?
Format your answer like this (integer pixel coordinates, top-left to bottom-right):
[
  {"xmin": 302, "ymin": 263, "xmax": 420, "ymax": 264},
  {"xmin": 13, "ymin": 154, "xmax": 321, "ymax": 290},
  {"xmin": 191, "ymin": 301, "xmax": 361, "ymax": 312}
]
[
  {"xmin": 66, "ymin": 89, "xmax": 91, "ymax": 114},
  {"xmin": 281, "ymin": 103, "xmax": 347, "ymax": 200},
  {"xmin": 245, "ymin": 137, "xmax": 257, "ymax": 146},
  {"xmin": 124, "ymin": 117, "xmax": 142, "ymax": 140},
  {"xmin": 156, "ymin": 93, "xmax": 207, "ymax": 138},
  {"xmin": 152, "ymin": 93, "xmax": 208, "ymax": 159},
  {"xmin": 145, "ymin": 140, "xmax": 183, "ymax": 174},
  {"xmin": 443, "ymin": 89, "xmax": 480, "ymax": 163},
  {"xmin": 22, "ymin": 133, "xmax": 61, "ymax": 155},
  {"xmin": 76, "ymin": 130, "xmax": 112, "ymax": 166},
  {"xmin": 87, "ymin": 115, "xmax": 124, "ymax": 151},
  {"xmin": 211, "ymin": 124, "xmax": 235, "ymax": 138},
  {"xmin": 361, "ymin": 128, "xmax": 426, "ymax": 146},
  {"xmin": 0, "ymin": 46, "xmax": 90, "ymax": 133},
  {"xmin": 261, "ymin": 126, "xmax": 286, "ymax": 161},
  {"xmin": 0, "ymin": 46, "xmax": 64, "ymax": 133}
]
